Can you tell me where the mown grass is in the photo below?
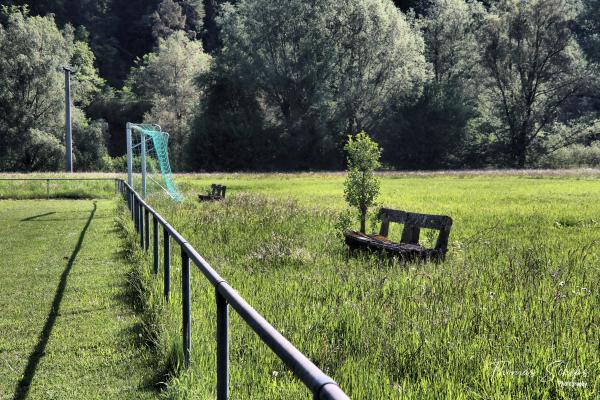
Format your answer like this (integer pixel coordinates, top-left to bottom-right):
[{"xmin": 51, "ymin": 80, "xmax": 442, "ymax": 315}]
[
  {"xmin": 0, "ymin": 199, "xmax": 156, "ymax": 399},
  {"xmin": 117, "ymin": 172, "xmax": 600, "ymax": 399}
]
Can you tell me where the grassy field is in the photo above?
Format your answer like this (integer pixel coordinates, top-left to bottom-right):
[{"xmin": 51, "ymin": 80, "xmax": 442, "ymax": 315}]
[
  {"xmin": 0, "ymin": 199, "xmax": 156, "ymax": 399},
  {"xmin": 1, "ymin": 172, "xmax": 598, "ymax": 399},
  {"xmin": 117, "ymin": 172, "xmax": 599, "ymax": 399},
  {"xmin": 0, "ymin": 173, "xmax": 120, "ymax": 199}
]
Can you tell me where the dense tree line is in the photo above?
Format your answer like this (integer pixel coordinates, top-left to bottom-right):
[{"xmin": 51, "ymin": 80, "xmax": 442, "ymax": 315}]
[{"xmin": 0, "ymin": 0, "xmax": 599, "ymax": 171}]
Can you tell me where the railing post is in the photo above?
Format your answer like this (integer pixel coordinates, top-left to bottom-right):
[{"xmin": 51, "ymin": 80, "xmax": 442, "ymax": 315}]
[
  {"xmin": 130, "ymin": 190, "xmax": 134, "ymax": 217},
  {"xmin": 153, "ymin": 215, "xmax": 159, "ymax": 274},
  {"xmin": 139, "ymin": 202, "xmax": 144, "ymax": 249},
  {"xmin": 163, "ymin": 226, "xmax": 170, "ymax": 301},
  {"xmin": 144, "ymin": 209, "xmax": 150, "ymax": 251},
  {"xmin": 133, "ymin": 196, "xmax": 138, "ymax": 232},
  {"xmin": 181, "ymin": 248, "xmax": 191, "ymax": 369},
  {"xmin": 216, "ymin": 288, "xmax": 229, "ymax": 400}
]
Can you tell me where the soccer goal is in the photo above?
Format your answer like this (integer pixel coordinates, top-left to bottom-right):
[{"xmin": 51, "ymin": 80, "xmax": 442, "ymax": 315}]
[{"xmin": 126, "ymin": 122, "xmax": 184, "ymax": 202}]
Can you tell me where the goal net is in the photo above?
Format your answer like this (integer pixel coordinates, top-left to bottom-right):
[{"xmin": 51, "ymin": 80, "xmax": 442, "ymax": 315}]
[{"xmin": 126, "ymin": 123, "xmax": 184, "ymax": 202}]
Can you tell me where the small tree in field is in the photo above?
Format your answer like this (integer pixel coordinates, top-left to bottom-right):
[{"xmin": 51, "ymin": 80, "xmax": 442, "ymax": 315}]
[{"xmin": 344, "ymin": 132, "xmax": 382, "ymax": 233}]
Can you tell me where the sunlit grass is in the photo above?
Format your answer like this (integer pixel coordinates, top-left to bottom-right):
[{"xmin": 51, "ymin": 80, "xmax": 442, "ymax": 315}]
[
  {"xmin": 1, "ymin": 171, "xmax": 597, "ymax": 398},
  {"xmin": 0, "ymin": 199, "xmax": 155, "ymax": 399},
  {"xmin": 120, "ymin": 172, "xmax": 600, "ymax": 399},
  {"xmin": 0, "ymin": 173, "xmax": 121, "ymax": 199}
]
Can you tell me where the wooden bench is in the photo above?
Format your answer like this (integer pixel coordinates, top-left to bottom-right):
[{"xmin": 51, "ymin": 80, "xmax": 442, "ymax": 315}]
[
  {"xmin": 198, "ymin": 184, "xmax": 226, "ymax": 201},
  {"xmin": 344, "ymin": 208, "xmax": 453, "ymax": 261}
]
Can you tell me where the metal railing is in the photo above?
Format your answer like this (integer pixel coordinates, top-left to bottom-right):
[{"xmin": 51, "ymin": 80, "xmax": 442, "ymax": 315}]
[
  {"xmin": 117, "ymin": 180, "xmax": 349, "ymax": 400},
  {"xmin": 0, "ymin": 177, "xmax": 119, "ymax": 197}
]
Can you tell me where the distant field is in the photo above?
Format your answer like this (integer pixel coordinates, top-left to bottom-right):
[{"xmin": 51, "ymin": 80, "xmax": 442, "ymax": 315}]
[
  {"xmin": 0, "ymin": 173, "xmax": 120, "ymax": 199},
  {"xmin": 2, "ymin": 171, "xmax": 599, "ymax": 399}
]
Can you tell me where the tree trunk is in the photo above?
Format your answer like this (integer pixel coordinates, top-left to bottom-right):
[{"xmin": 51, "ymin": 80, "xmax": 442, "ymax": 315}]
[
  {"xmin": 516, "ymin": 126, "xmax": 528, "ymax": 168},
  {"xmin": 360, "ymin": 206, "xmax": 366, "ymax": 234},
  {"xmin": 517, "ymin": 151, "xmax": 526, "ymax": 168}
]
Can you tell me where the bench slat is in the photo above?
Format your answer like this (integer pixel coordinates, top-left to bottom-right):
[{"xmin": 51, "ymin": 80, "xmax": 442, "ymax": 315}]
[
  {"xmin": 400, "ymin": 225, "xmax": 420, "ymax": 244},
  {"xmin": 379, "ymin": 208, "xmax": 452, "ymax": 230}
]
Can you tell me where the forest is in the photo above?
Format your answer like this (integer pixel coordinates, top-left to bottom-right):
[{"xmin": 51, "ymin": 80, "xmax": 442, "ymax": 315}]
[{"xmin": 0, "ymin": 0, "xmax": 599, "ymax": 171}]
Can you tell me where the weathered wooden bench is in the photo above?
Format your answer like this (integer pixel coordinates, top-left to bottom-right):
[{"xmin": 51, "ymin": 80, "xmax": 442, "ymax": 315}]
[
  {"xmin": 198, "ymin": 184, "xmax": 226, "ymax": 201},
  {"xmin": 344, "ymin": 208, "xmax": 453, "ymax": 261}
]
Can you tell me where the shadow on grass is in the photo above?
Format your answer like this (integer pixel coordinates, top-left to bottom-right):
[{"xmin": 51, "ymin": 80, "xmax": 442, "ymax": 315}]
[
  {"xmin": 12, "ymin": 202, "xmax": 97, "ymax": 400},
  {"xmin": 22, "ymin": 216, "xmax": 111, "ymax": 222},
  {"xmin": 20, "ymin": 212, "xmax": 56, "ymax": 221}
]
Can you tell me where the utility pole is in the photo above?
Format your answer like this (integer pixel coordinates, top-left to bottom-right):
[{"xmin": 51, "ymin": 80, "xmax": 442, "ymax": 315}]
[
  {"xmin": 64, "ymin": 66, "xmax": 73, "ymax": 173},
  {"xmin": 140, "ymin": 131, "xmax": 147, "ymax": 198},
  {"xmin": 126, "ymin": 123, "xmax": 133, "ymax": 187}
]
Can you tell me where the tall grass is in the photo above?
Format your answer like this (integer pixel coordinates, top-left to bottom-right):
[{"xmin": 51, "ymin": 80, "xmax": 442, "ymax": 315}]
[{"xmin": 121, "ymin": 174, "xmax": 599, "ymax": 399}]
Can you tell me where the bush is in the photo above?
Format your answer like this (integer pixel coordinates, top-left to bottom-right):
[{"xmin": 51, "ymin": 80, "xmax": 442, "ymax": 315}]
[
  {"xmin": 98, "ymin": 154, "xmax": 161, "ymax": 173},
  {"xmin": 25, "ymin": 129, "xmax": 65, "ymax": 171},
  {"xmin": 538, "ymin": 142, "xmax": 600, "ymax": 168},
  {"xmin": 73, "ymin": 119, "xmax": 109, "ymax": 171}
]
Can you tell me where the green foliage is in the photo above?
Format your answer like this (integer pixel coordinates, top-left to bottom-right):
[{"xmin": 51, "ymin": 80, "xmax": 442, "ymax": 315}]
[
  {"xmin": 334, "ymin": 208, "xmax": 354, "ymax": 236},
  {"xmin": 538, "ymin": 141, "xmax": 600, "ymax": 168},
  {"xmin": 344, "ymin": 132, "xmax": 383, "ymax": 172},
  {"xmin": 578, "ymin": 0, "xmax": 600, "ymax": 64},
  {"xmin": 151, "ymin": 0, "xmax": 186, "ymax": 41},
  {"xmin": 477, "ymin": 0, "xmax": 594, "ymax": 167},
  {"xmin": 381, "ymin": 81, "xmax": 481, "ymax": 169},
  {"xmin": 99, "ymin": 154, "xmax": 117, "ymax": 172},
  {"xmin": 179, "ymin": 0, "xmax": 205, "ymax": 38},
  {"xmin": 187, "ymin": 70, "xmax": 279, "ymax": 171},
  {"xmin": 73, "ymin": 119, "xmax": 109, "ymax": 171},
  {"xmin": 2, "ymin": 0, "xmax": 600, "ymax": 171},
  {"xmin": 420, "ymin": 0, "xmax": 484, "ymax": 87},
  {"xmin": 86, "ymin": 87, "xmax": 150, "ymax": 155},
  {"xmin": 70, "ymin": 38, "xmax": 105, "ymax": 108},
  {"xmin": 125, "ymin": 30, "xmax": 211, "ymax": 170},
  {"xmin": 215, "ymin": 0, "xmax": 428, "ymax": 168},
  {"xmin": 151, "ymin": 0, "xmax": 207, "ymax": 42},
  {"xmin": 376, "ymin": 0, "xmax": 485, "ymax": 169},
  {"xmin": 343, "ymin": 132, "xmax": 382, "ymax": 233},
  {"xmin": 0, "ymin": 7, "xmax": 107, "ymax": 172},
  {"xmin": 22, "ymin": 129, "xmax": 66, "ymax": 171},
  {"xmin": 0, "ymin": 8, "xmax": 69, "ymax": 170}
]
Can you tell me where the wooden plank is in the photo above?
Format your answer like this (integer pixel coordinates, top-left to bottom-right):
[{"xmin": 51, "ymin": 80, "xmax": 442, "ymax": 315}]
[
  {"xmin": 379, "ymin": 208, "xmax": 452, "ymax": 230},
  {"xmin": 379, "ymin": 216, "xmax": 390, "ymax": 236},
  {"xmin": 343, "ymin": 230, "xmax": 445, "ymax": 262},
  {"xmin": 435, "ymin": 226, "xmax": 451, "ymax": 251},
  {"xmin": 400, "ymin": 225, "xmax": 420, "ymax": 244}
]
